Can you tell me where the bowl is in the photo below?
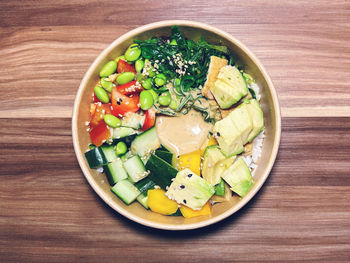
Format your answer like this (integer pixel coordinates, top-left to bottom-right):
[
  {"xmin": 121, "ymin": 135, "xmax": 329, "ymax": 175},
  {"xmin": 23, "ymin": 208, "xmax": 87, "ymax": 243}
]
[{"xmin": 72, "ymin": 20, "xmax": 281, "ymax": 230}]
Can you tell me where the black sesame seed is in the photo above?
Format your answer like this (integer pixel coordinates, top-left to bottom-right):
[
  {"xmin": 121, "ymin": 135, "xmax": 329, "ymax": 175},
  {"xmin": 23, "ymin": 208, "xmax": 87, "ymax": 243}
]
[
  {"xmin": 180, "ymin": 185, "xmax": 185, "ymax": 189},
  {"xmin": 183, "ymin": 199, "xmax": 187, "ymax": 204},
  {"xmin": 117, "ymin": 101, "xmax": 121, "ymax": 105},
  {"xmin": 216, "ymin": 132, "xmax": 221, "ymax": 137},
  {"xmin": 187, "ymin": 174, "xmax": 192, "ymax": 178}
]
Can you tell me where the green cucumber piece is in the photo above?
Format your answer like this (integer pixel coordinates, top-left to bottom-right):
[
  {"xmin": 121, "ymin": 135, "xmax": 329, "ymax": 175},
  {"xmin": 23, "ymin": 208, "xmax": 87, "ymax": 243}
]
[
  {"xmin": 123, "ymin": 155, "xmax": 148, "ymax": 183},
  {"xmin": 154, "ymin": 150, "xmax": 173, "ymax": 165},
  {"xmin": 214, "ymin": 179, "xmax": 225, "ymax": 196},
  {"xmin": 85, "ymin": 147, "xmax": 108, "ymax": 168},
  {"xmin": 158, "ymin": 144, "xmax": 171, "ymax": 152},
  {"xmin": 111, "ymin": 127, "xmax": 137, "ymax": 139},
  {"xmin": 111, "ymin": 179, "xmax": 140, "ymax": 205},
  {"xmin": 136, "ymin": 193, "xmax": 149, "ymax": 209},
  {"xmin": 130, "ymin": 126, "xmax": 160, "ymax": 157},
  {"xmin": 145, "ymin": 154, "xmax": 178, "ymax": 189},
  {"xmin": 104, "ymin": 158, "xmax": 128, "ymax": 185},
  {"xmin": 135, "ymin": 177, "xmax": 156, "ymax": 194},
  {"xmin": 100, "ymin": 145, "xmax": 117, "ymax": 162}
]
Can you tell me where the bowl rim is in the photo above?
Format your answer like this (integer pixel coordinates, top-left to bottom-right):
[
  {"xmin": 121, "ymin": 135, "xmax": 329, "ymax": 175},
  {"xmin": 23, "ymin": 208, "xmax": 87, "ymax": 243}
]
[{"xmin": 72, "ymin": 20, "xmax": 281, "ymax": 230}]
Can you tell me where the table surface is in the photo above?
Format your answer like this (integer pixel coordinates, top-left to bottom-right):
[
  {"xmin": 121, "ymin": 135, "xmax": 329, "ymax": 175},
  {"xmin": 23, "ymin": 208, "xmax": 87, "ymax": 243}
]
[{"xmin": 1, "ymin": 1, "xmax": 350, "ymax": 262}]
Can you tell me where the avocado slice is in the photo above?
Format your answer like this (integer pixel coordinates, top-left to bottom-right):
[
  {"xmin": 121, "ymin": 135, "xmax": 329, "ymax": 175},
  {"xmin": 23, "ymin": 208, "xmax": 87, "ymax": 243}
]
[
  {"xmin": 210, "ymin": 65, "xmax": 248, "ymax": 109},
  {"xmin": 166, "ymin": 168, "xmax": 215, "ymax": 210},
  {"xmin": 213, "ymin": 114, "xmax": 244, "ymax": 157},
  {"xmin": 245, "ymin": 99, "xmax": 264, "ymax": 142},
  {"xmin": 228, "ymin": 105, "xmax": 253, "ymax": 144},
  {"xmin": 221, "ymin": 157, "xmax": 253, "ymax": 197},
  {"xmin": 202, "ymin": 145, "xmax": 226, "ymax": 185}
]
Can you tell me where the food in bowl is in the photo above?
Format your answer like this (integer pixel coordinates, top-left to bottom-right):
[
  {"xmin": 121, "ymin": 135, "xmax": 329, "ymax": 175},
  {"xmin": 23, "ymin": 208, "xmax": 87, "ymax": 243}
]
[{"xmin": 84, "ymin": 26, "xmax": 264, "ymax": 219}]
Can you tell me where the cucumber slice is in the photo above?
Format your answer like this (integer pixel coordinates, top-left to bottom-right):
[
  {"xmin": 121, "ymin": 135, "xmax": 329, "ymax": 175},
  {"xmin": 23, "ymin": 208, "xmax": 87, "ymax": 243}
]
[
  {"xmin": 111, "ymin": 127, "xmax": 137, "ymax": 139},
  {"xmin": 100, "ymin": 145, "xmax": 117, "ymax": 162},
  {"xmin": 145, "ymin": 154, "xmax": 178, "ymax": 189},
  {"xmin": 136, "ymin": 193, "xmax": 149, "ymax": 209},
  {"xmin": 123, "ymin": 155, "xmax": 148, "ymax": 183},
  {"xmin": 111, "ymin": 179, "xmax": 140, "ymax": 205},
  {"xmin": 85, "ymin": 147, "xmax": 108, "ymax": 168},
  {"xmin": 104, "ymin": 158, "xmax": 128, "ymax": 185},
  {"xmin": 155, "ymin": 150, "xmax": 173, "ymax": 165},
  {"xmin": 130, "ymin": 127, "xmax": 160, "ymax": 157},
  {"xmin": 135, "ymin": 177, "xmax": 156, "ymax": 194},
  {"xmin": 121, "ymin": 112, "xmax": 145, "ymax": 129}
]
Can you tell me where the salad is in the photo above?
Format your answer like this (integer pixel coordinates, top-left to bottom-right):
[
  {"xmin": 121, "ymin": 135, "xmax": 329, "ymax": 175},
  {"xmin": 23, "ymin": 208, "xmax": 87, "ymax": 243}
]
[{"xmin": 84, "ymin": 26, "xmax": 264, "ymax": 218}]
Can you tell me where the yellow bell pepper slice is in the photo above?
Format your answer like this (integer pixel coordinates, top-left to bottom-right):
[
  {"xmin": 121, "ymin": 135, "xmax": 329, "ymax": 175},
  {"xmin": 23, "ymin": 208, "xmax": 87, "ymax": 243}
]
[
  {"xmin": 178, "ymin": 149, "xmax": 201, "ymax": 175},
  {"xmin": 147, "ymin": 189, "xmax": 178, "ymax": 215},
  {"xmin": 180, "ymin": 201, "xmax": 212, "ymax": 218}
]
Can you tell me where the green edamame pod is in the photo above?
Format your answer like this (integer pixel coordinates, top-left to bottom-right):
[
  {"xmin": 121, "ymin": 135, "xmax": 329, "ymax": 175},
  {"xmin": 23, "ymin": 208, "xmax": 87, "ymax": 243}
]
[
  {"xmin": 148, "ymin": 89, "xmax": 158, "ymax": 101},
  {"xmin": 135, "ymin": 59, "xmax": 144, "ymax": 73},
  {"xmin": 158, "ymin": 91, "xmax": 171, "ymax": 106},
  {"xmin": 139, "ymin": 90, "xmax": 154, "ymax": 110},
  {"xmin": 99, "ymin": 61, "xmax": 117, "ymax": 77},
  {"xmin": 104, "ymin": 114, "xmax": 121, "ymax": 128},
  {"xmin": 115, "ymin": 141, "xmax": 127, "ymax": 156},
  {"xmin": 169, "ymin": 99, "xmax": 178, "ymax": 110},
  {"xmin": 124, "ymin": 44, "xmax": 141, "ymax": 62},
  {"xmin": 142, "ymin": 78, "xmax": 153, "ymax": 90},
  {"xmin": 94, "ymin": 86, "xmax": 110, "ymax": 103},
  {"xmin": 116, "ymin": 72, "xmax": 135, "ymax": 85},
  {"xmin": 100, "ymin": 78, "xmax": 114, "ymax": 92},
  {"xmin": 155, "ymin": 73, "xmax": 167, "ymax": 87}
]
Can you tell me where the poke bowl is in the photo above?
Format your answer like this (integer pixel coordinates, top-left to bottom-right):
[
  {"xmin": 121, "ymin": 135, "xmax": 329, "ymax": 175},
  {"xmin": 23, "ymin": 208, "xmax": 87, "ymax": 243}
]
[{"xmin": 72, "ymin": 20, "xmax": 281, "ymax": 230}]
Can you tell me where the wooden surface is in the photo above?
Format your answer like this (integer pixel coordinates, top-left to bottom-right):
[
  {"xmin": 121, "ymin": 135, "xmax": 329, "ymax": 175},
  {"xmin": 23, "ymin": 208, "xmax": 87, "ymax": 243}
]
[{"xmin": 1, "ymin": 1, "xmax": 350, "ymax": 262}]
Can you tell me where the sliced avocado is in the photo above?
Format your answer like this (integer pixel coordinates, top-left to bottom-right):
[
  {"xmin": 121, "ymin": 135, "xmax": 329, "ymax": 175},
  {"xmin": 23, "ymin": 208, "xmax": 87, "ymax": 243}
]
[
  {"xmin": 221, "ymin": 157, "xmax": 253, "ymax": 197},
  {"xmin": 202, "ymin": 145, "xmax": 226, "ymax": 186},
  {"xmin": 166, "ymin": 168, "xmax": 215, "ymax": 210},
  {"xmin": 213, "ymin": 114, "xmax": 244, "ymax": 157},
  {"xmin": 228, "ymin": 105, "xmax": 253, "ymax": 144},
  {"xmin": 210, "ymin": 65, "xmax": 248, "ymax": 109},
  {"xmin": 214, "ymin": 155, "xmax": 236, "ymax": 180},
  {"xmin": 245, "ymin": 99, "xmax": 264, "ymax": 142}
]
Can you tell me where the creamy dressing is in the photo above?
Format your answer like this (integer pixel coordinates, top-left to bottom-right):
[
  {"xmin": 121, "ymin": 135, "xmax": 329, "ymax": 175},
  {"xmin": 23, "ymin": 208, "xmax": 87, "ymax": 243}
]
[{"xmin": 156, "ymin": 110, "xmax": 213, "ymax": 156}]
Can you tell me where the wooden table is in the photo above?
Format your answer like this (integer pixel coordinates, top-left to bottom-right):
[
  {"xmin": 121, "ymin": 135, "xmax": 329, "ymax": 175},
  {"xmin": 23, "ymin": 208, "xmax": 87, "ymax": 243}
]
[{"xmin": 1, "ymin": 1, "xmax": 350, "ymax": 262}]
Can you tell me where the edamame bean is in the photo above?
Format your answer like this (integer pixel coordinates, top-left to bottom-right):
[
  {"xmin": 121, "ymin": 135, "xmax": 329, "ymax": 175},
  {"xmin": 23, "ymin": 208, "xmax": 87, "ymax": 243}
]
[
  {"xmin": 115, "ymin": 55, "xmax": 126, "ymax": 63},
  {"xmin": 100, "ymin": 78, "xmax": 114, "ymax": 92},
  {"xmin": 116, "ymin": 72, "xmax": 135, "ymax": 85},
  {"xmin": 142, "ymin": 78, "xmax": 153, "ymax": 90},
  {"xmin": 139, "ymin": 90, "xmax": 154, "ymax": 110},
  {"xmin": 99, "ymin": 61, "xmax": 117, "ymax": 77},
  {"xmin": 155, "ymin": 73, "xmax": 167, "ymax": 87},
  {"xmin": 94, "ymin": 85, "xmax": 110, "ymax": 103},
  {"xmin": 169, "ymin": 99, "xmax": 178, "ymax": 110},
  {"xmin": 158, "ymin": 91, "xmax": 171, "ymax": 106},
  {"xmin": 148, "ymin": 89, "xmax": 158, "ymax": 101},
  {"xmin": 115, "ymin": 141, "xmax": 127, "ymax": 156},
  {"xmin": 124, "ymin": 44, "xmax": 141, "ymax": 62},
  {"xmin": 170, "ymin": 39, "xmax": 177, "ymax": 45},
  {"xmin": 104, "ymin": 114, "xmax": 121, "ymax": 128},
  {"xmin": 135, "ymin": 59, "xmax": 144, "ymax": 73}
]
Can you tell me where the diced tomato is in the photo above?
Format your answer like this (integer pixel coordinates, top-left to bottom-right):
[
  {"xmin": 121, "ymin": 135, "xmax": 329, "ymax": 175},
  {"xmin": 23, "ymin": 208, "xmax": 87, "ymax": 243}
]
[
  {"xmin": 90, "ymin": 103, "xmax": 112, "ymax": 128},
  {"xmin": 117, "ymin": 80, "xmax": 144, "ymax": 96},
  {"xmin": 117, "ymin": 59, "xmax": 136, "ymax": 74},
  {"xmin": 92, "ymin": 92, "xmax": 101, "ymax": 103},
  {"xmin": 89, "ymin": 121, "xmax": 111, "ymax": 147},
  {"xmin": 141, "ymin": 108, "xmax": 156, "ymax": 131},
  {"xmin": 111, "ymin": 88, "xmax": 140, "ymax": 117}
]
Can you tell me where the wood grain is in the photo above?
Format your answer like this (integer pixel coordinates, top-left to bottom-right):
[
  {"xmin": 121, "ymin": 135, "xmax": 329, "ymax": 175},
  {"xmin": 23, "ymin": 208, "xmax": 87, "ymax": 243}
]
[
  {"xmin": 1, "ymin": 118, "xmax": 350, "ymax": 262},
  {"xmin": 1, "ymin": 0, "xmax": 350, "ymax": 262}
]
